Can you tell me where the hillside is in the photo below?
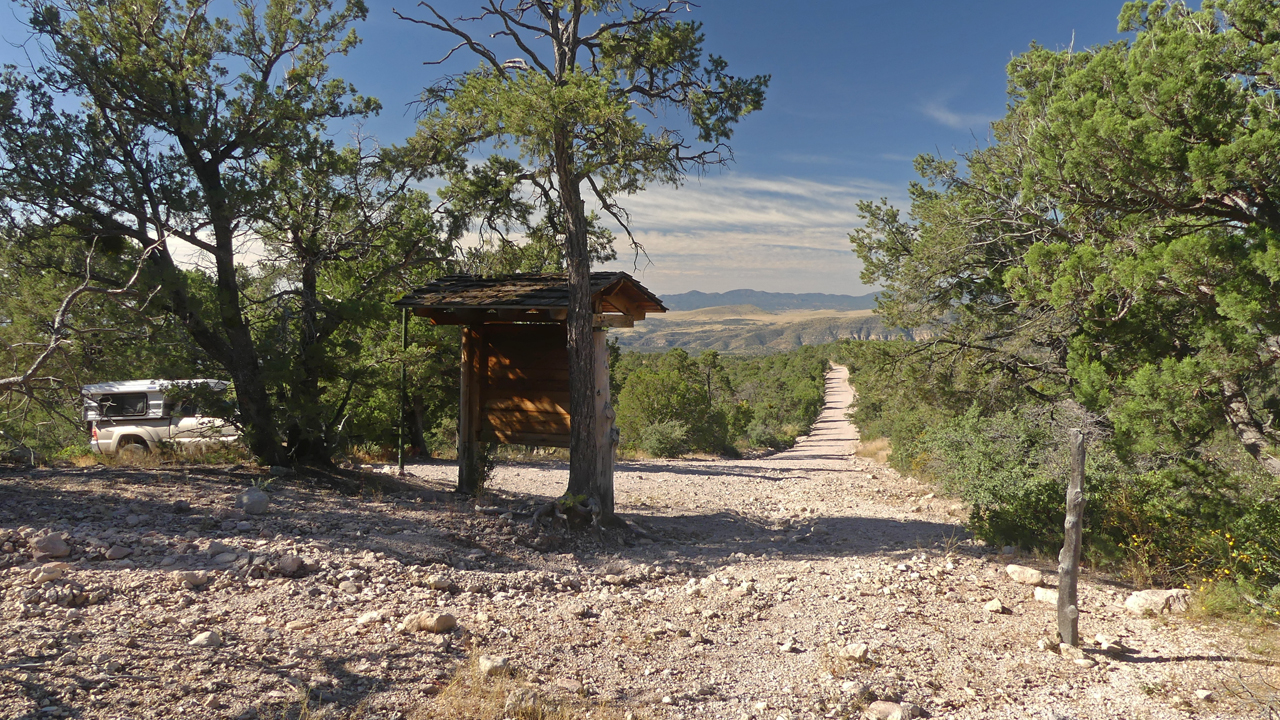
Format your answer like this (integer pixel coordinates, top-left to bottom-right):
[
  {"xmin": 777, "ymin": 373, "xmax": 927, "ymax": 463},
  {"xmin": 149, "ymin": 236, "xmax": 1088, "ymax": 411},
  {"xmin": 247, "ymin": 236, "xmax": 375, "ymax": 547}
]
[
  {"xmin": 614, "ymin": 306, "xmax": 922, "ymax": 352},
  {"xmin": 662, "ymin": 289, "xmax": 879, "ymax": 312}
]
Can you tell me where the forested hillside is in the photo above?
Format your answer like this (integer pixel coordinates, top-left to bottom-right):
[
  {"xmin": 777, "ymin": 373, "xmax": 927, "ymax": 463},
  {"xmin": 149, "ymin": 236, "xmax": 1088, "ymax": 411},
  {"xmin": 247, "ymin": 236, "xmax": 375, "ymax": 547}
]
[{"xmin": 662, "ymin": 289, "xmax": 878, "ymax": 312}]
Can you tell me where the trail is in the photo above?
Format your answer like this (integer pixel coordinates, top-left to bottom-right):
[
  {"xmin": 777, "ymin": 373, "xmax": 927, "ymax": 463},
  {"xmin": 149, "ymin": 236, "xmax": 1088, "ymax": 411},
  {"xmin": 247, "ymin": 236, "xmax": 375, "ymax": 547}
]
[{"xmin": 453, "ymin": 365, "xmax": 1258, "ymax": 719}]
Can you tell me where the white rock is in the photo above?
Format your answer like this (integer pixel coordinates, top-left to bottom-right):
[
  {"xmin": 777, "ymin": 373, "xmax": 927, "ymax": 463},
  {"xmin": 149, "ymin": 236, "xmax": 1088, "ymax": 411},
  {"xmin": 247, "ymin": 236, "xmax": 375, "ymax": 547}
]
[
  {"xmin": 173, "ymin": 570, "xmax": 210, "ymax": 588},
  {"xmin": 478, "ymin": 655, "xmax": 510, "ymax": 676},
  {"xmin": 1194, "ymin": 689, "xmax": 1214, "ymax": 702},
  {"xmin": 213, "ymin": 552, "xmax": 239, "ymax": 564},
  {"xmin": 285, "ymin": 620, "xmax": 314, "ymax": 631},
  {"xmin": 236, "ymin": 487, "xmax": 270, "ymax": 515},
  {"xmin": 355, "ymin": 610, "xmax": 390, "ymax": 626},
  {"xmin": 1123, "ymin": 588, "xmax": 1191, "ymax": 616},
  {"xmin": 1033, "ymin": 586, "xmax": 1059, "ymax": 604},
  {"xmin": 188, "ymin": 630, "xmax": 222, "ymax": 648},
  {"xmin": 983, "ymin": 599, "xmax": 1006, "ymax": 614},
  {"xmin": 29, "ymin": 563, "xmax": 68, "ymax": 584},
  {"xmin": 425, "ymin": 575, "xmax": 451, "ymax": 590},
  {"xmin": 1004, "ymin": 564, "xmax": 1043, "ymax": 586},
  {"xmin": 400, "ymin": 612, "xmax": 456, "ymax": 634},
  {"xmin": 838, "ymin": 642, "xmax": 870, "ymax": 662},
  {"xmin": 1059, "ymin": 643, "xmax": 1085, "ymax": 660},
  {"xmin": 865, "ymin": 700, "xmax": 906, "ymax": 720}
]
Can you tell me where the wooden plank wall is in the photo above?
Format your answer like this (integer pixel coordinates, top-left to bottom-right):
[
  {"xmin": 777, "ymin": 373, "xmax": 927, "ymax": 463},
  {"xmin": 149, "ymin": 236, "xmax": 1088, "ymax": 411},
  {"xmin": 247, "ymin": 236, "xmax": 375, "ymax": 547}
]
[{"xmin": 478, "ymin": 324, "xmax": 572, "ymax": 447}]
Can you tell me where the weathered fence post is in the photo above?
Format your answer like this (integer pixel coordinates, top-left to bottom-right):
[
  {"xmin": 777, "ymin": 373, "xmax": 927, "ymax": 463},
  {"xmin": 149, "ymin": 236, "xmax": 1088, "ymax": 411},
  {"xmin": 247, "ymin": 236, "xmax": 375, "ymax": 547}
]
[
  {"xmin": 1058, "ymin": 428, "xmax": 1086, "ymax": 646},
  {"xmin": 398, "ymin": 307, "xmax": 408, "ymax": 477}
]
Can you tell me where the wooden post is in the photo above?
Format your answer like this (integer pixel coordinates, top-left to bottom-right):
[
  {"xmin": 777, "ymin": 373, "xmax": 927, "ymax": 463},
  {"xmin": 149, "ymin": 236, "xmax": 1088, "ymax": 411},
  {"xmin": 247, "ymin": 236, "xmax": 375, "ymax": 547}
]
[
  {"xmin": 397, "ymin": 307, "xmax": 408, "ymax": 477},
  {"xmin": 1058, "ymin": 429, "xmax": 1086, "ymax": 646},
  {"xmin": 457, "ymin": 326, "xmax": 484, "ymax": 494},
  {"xmin": 592, "ymin": 328, "xmax": 615, "ymax": 518}
]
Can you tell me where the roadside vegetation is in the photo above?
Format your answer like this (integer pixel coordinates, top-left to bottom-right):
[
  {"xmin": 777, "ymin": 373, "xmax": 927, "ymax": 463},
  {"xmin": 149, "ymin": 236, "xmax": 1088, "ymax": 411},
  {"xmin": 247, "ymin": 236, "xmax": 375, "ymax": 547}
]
[
  {"xmin": 837, "ymin": 0, "xmax": 1280, "ymax": 621},
  {"xmin": 611, "ymin": 345, "xmax": 829, "ymax": 458}
]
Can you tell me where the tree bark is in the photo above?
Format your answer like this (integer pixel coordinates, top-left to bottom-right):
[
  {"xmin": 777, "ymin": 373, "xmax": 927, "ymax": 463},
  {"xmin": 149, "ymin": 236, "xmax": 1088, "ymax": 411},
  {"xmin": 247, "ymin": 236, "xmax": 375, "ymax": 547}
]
[
  {"xmin": 555, "ymin": 129, "xmax": 603, "ymax": 510},
  {"xmin": 1221, "ymin": 378, "xmax": 1280, "ymax": 477}
]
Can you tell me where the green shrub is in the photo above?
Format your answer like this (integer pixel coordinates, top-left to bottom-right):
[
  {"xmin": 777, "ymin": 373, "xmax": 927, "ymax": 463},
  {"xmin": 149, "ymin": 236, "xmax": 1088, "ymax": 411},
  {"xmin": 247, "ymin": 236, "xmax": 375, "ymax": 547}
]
[{"xmin": 637, "ymin": 420, "xmax": 689, "ymax": 457}]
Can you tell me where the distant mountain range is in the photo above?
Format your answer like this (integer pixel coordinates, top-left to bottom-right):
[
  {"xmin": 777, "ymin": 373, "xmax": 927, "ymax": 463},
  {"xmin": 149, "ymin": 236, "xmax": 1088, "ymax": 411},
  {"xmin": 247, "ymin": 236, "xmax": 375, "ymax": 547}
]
[
  {"xmin": 613, "ymin": 303, "xmax": 929, "ymax": 353},
  {"xmin": 661, "ymin": 289, "xmax": 879, "ymax": 312}
]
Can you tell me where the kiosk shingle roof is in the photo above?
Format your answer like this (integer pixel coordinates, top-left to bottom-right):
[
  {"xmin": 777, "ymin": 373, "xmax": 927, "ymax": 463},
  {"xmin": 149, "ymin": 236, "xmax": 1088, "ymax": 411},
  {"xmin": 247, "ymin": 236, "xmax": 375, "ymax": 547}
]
[{"xmin": 392, "ymin": 272, "xmax": 666, "ymax": 315}]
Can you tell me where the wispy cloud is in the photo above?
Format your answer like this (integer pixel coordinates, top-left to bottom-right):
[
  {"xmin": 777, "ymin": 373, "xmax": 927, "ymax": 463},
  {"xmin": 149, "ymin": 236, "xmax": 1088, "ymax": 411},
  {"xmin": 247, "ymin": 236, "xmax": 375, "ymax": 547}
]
[
  {"xmin": 597, "ymin": 173, "xmax": 902, "ymax": 296},
  {"xmin": 921, "ymin": 97, "xmax": 998, "ymax": 131}
]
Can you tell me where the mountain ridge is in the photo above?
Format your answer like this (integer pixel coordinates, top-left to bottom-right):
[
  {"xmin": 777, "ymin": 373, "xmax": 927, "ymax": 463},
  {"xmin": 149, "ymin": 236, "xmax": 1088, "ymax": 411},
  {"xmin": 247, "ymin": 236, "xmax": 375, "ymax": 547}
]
[{"xmin": 661, "ymin": 289, "xmax": 878, "ymax": 313}]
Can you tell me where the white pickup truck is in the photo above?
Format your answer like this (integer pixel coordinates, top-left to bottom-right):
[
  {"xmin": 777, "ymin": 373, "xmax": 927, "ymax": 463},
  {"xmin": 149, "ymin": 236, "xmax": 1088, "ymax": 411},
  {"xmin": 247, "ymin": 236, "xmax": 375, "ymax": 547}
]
[{"xmin": 82, "ymin": 379, "xmax": 239, "ymax": 456}]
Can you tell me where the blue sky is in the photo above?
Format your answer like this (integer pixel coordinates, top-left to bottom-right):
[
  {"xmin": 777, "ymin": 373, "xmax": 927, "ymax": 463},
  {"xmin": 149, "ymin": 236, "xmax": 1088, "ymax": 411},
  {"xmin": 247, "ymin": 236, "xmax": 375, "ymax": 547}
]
[{"xmin": 0, "ymin": 1, "xmax": 1132, "ymax": 296}]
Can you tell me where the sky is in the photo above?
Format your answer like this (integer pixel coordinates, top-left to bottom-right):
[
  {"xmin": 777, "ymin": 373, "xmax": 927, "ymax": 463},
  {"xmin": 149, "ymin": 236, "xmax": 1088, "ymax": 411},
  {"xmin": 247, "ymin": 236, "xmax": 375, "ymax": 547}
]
[{"xmin": 0, "ymin": 1, "xmax": 1133, "ymax": 296}]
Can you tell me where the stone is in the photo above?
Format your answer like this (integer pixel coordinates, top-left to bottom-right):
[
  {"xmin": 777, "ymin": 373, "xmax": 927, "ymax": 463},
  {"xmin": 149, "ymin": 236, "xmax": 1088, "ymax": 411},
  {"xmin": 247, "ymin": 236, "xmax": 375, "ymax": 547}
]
[
  {"xmin": 236, "ymin": 487, "xmax": 270, "ymax": 516},
  {"xmin": 898, "ymin": 702, "xmax": 927, "ymax": 718},
  {"xmin": 562, "ymin": 601, "xmax": 590, "ymax": 618},
  {"xmin": 842, "ymin": 681, "xmax": 872, "ymax": 697},
  {"xmin": 275, "ymin": 555, "xmax": 305, "ymax": 577},
  {"xmin": 105, "ymin": 660, "xmax": 123, "ymax": 673},
  {"xmin": 983, "ymin": 599, "xmax": 1006, "ymax": 614},
  {"xmin": 865, "ymin": 700, "xmax": 906, "ymax": 720},
  {"xmin": 206, "ymin": 541, "xmax": 233, "ymax": 556},
  {"xmin": 555, "ymin": 677, "xmax": 583, "ymax": 693},
  {"xmin": 1004, "ymin": 564, "xmax": 1043, "ymax": 586},
  {"xmin": 1058, "ymin": 643, "xmax": 1085, "ymax": 661},
  {"xmin": 1074, "ymin": 658, "xmax": 1097, "ymax": 668},
  {"xmin": 32, "ymin": 533, "xmax": 70, "ymax": 560},
  {"xmin": 478, "ymin": 655, "xmax": 510, "ymax": 676},
  {"xmin": 1194, "ymin": 689, "xmax": 1215, "ymax": 702},
  {"xmin": 1033, "ymin": 587, "xmax": 1059, "ymax": 605},
  {"xmin": 213, "ymin": 552, "xmax": 239, "ymax": 564},
  {"xmin": 268, "ymin": 465, "xmax": 295, "ymax": 477},
  {"xmin": 173, "ymin": 570, "xmax": 210, "ymax": 588},
  {"xmin": 29, "ymin": 563, "xmax": 68, "ymax": 584},
  {"xmin": 104, "ymin": 545, "xmax": 131, "ymax": 560},
  {"xmin": 425, "ymin": 575, "xmax": 451, "ymax": 590},
  {"xmin": 838, "ymin": 643, "xmax": 870, "ymax": 662},
  {"xmin": 1123, "ymin": 588, "xmax": 1191, "ymax": 616},
  {"xmin": 284, "ymin": 620, "xmax": 314, "ymax": 631},
  {"xmin": 355, "ymin": 610, "xmax": 387, "ymax": 626},
  {"xmin": 188, "ymin": 630, "xmax": 222, "ymax": 648},
  {"xmin": 171, "ymin": 499, "xmax": 191, "ymax": 513},
  {"xmin": 400, "ymin": 612, "xmax": 456, "ymax": 634},
  {"xmin": 338, "ymin": 580, "xmax": 360, "ymax": 594},
  {"xmin": 779, "ymin": 638, "xmax": 799, "ymax": 653},
  {"xmin": 235, "ymin": 521, "xmax": 252, "ymax": 531},
  {"xmin": 504, "ymin": 689, "xmax": 539, "ymax": 715}
]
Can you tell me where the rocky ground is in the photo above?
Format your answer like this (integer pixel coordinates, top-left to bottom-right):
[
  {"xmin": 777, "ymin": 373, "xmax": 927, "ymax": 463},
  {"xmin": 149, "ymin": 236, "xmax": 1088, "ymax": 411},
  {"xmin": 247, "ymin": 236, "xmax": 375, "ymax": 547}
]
[{"xmin": 1, "ymin": 367, "xmax": 1277, "ymax": 720}]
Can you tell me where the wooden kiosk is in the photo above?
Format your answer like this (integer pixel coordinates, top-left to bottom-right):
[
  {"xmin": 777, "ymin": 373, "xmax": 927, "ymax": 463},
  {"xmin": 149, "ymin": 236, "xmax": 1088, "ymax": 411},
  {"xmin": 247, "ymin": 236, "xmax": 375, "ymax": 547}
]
[{"xmin": 393, "ymin": 273, "xmax": 666, "ymax": 498}]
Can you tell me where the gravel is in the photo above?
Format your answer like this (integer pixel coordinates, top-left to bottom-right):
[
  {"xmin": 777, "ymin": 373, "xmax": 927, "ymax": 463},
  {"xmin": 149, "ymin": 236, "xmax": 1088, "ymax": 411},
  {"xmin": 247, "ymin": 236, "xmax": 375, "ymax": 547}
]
[{"xmin": 0, "ymin": 366, "xmax": 1269, "ymax": 719}]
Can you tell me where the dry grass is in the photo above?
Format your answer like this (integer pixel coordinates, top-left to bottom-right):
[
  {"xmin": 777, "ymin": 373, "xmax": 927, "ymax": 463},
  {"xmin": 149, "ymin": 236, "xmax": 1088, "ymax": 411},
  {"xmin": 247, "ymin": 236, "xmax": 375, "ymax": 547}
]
[
  {"xmin": 411, "ymin": 660, "xmax": 643, "ymax": 720},
  {"xmin": 853, "ymin": 437, "xmax": 891, "ymax": 464}
]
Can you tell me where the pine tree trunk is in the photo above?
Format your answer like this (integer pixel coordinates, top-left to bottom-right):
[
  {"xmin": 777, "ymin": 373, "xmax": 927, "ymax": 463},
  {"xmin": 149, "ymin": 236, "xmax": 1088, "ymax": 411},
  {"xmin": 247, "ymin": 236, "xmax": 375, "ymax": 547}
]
[{"xmin": 555, "ymin": 131, "xmax": 601, "ymax": 506}]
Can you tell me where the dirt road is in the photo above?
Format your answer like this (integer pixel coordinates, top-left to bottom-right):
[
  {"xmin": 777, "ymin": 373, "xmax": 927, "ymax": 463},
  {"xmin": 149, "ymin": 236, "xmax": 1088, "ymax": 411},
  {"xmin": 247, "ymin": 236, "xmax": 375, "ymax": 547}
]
[{"xmin": 0, "ymin": 367, "xmax": 1272, "ymax": 719}]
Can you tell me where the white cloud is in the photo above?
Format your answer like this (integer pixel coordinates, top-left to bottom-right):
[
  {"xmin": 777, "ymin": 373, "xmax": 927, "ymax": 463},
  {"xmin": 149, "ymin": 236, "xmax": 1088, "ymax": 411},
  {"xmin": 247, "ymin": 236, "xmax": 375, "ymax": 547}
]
[
  {"xmin": 921, "ymin": 98, "xmax": 998, "ymax": 131},
  {"xmin": 597, "ymin": 173, "xmax": 903, "ymax": 296}
]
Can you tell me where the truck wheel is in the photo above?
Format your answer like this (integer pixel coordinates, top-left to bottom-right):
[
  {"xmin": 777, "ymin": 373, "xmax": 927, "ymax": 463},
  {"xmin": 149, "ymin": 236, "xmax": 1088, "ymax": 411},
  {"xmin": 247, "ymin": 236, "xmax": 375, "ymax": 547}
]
[{"xmin": 117, "ymin": 438, "xmax": 150, "ymax": 460}]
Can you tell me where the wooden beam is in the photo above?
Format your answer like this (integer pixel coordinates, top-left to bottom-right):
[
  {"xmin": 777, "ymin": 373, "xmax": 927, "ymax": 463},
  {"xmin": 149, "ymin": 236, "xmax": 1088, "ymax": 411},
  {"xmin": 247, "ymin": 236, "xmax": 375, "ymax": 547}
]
[
  {"xmin": 457, "ymin": 326, "xmax": 484, "ymax": 494},
  {"xmin": 592, "ymin": 314, "xmax": 634, "ymax": 329},
  {"xmin": 593, "ymin": 328, "xmax": 616, "ymax": 517}
]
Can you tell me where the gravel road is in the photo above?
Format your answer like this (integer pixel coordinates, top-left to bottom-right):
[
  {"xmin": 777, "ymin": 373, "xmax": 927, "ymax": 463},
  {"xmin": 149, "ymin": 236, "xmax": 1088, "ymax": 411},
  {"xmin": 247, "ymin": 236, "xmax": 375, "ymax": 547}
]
[{"xmin": 0, "ymin": 366, "xmax": 1273, "ymax": 719}]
